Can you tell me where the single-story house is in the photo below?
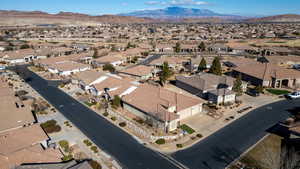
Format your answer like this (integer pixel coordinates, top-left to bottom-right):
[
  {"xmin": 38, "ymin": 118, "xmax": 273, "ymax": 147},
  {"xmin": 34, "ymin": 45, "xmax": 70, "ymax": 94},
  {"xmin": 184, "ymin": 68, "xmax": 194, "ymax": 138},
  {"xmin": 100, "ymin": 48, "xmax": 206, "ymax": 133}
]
[
  {"xmin": 122, "ymin": 84, "xmax": 205, "ymax": 132},
  {"xmin": 48, "ymin": 61, "xmax": 91, "ymax": 76},
  {"xmin": 176, "ymin": 73, "xmax": 237, "ymax": 104},
  {"xmin": 118, "ymin": 65, "xmax": 154, "ymax": 80}
]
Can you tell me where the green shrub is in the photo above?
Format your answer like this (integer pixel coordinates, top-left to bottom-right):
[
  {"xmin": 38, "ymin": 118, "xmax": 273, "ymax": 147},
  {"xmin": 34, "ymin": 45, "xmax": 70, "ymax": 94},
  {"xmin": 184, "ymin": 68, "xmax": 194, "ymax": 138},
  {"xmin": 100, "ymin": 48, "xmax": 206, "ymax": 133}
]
[
  {"xmin": 58, "ymin": 140, "xmax": 70, "ymax": 152},
  {"xmin": 40, "ymin": 120, "xmax": 61, "ymax": 134},
  {"xmin": 103, "ymin": 112, "xmax": 109, "ymax": 117},
  {"xmin": 176, "ymin": 144, "xmax": 183, "ymax": 148},
  {"xmin": 155, "ymin": 138, "xmax": 166, "ymax": 145},
  {"xmin": 89, "ymin": 160, "xmax": 102, "ymax": 169},
  {"xmin": 180, "ymin": 124, "xmax": 195, "ymax": 134},
  {"xmin": 91, "ymin": 146, "xmax": 98, "ymax": 153},
  {"xmin": 119, "ymin": 122, "xmax": 126, "ymax": 127},
  {"xmin": 196, "ymin": 134, "xmax": 203, "ymax": 138},
  {"xmin": 83, "ymin": 139, "xmax": 92, "ymax": 146},
  {"xmin": 62, "ymin": 154, "xmax": 73, "ymax": 161},
  {"xmin": 111, "ymin": 116, "xmax": 117, "ymax": 121}
]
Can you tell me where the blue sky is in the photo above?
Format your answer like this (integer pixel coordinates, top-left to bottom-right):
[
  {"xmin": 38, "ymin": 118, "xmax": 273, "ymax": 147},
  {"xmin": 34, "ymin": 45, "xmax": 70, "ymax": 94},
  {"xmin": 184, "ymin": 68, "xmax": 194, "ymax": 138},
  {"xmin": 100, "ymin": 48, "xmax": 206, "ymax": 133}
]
[{"xmin": 1, "ymin": 0, "xmax": 300, "ymax": 16}]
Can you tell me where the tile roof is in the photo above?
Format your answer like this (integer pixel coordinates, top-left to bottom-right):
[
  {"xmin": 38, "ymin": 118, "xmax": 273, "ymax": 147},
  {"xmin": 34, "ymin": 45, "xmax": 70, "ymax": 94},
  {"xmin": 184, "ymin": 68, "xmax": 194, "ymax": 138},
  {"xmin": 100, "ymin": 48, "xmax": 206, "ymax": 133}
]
[
  {"xmin": 176, "ymin": 73, "xmax": 235, "ymax": 91},
  {"xmin": 119, "ymin": 65, "xmax": 153, "ymax": 77},
  {"xmin": 123, "ymin": 84, "xmax": 204, "ymax": 122}
]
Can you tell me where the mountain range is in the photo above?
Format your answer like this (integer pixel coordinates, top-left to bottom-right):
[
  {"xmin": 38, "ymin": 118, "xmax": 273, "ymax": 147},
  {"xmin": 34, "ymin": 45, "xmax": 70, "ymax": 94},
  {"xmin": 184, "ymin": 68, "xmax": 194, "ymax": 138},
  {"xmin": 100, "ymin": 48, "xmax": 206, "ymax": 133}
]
[
  {"xmin": 0, "ymin": 7, "xmax": 299, "ymax": 25},
  {"xmin": 119, "ymin": 7, "xmax": 246, "ymax": 20}
]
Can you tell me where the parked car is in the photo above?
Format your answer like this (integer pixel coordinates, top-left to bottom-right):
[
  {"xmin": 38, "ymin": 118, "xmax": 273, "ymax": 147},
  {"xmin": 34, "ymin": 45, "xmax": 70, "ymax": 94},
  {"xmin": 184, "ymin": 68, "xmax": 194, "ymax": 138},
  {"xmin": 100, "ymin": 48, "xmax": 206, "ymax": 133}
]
[
  {"xmin": 246, "ymin": 88, "xmax": 260, "ymax": 97},
  {"xmin": 285, "ymin": 91, "xmax": 300, "ymax": 99}
]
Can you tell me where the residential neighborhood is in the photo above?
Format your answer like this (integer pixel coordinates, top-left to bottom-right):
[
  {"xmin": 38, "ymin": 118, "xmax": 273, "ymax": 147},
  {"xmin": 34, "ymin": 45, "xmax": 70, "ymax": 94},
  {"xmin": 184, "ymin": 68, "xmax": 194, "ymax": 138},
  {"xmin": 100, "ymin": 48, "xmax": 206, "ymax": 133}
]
[{"xmin": 1, "ymin": 1, "xmax": 300, "ymax": 169}]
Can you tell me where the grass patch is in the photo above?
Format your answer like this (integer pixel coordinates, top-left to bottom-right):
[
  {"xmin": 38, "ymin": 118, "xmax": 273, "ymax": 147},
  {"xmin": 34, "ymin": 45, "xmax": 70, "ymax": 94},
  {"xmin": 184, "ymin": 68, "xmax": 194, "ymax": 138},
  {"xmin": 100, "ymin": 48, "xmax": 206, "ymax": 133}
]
[
  {"xmin": 180, "ymin": 124, "xmax": 195, "ymax": 134},
  {"xmin": 266, "ymin": 88, "xmax": 290, "ymax": 95}
]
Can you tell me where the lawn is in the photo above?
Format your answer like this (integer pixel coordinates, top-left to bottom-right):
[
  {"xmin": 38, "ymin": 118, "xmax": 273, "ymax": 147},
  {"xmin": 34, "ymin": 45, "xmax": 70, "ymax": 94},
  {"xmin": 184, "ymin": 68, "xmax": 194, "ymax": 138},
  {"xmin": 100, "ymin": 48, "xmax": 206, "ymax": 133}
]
[
  {"xmin": 266, "ymin": 88, "xmax": 290, "ymax": 95},
  {"xmin": 180, "ymin": 124, "xmax": 195, "ymax": 134}
]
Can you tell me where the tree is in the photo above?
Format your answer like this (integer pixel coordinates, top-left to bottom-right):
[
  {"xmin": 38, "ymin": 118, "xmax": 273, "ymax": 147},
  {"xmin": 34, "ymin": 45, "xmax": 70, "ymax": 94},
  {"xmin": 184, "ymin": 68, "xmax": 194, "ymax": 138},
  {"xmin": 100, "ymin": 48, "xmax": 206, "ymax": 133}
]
[
  {"xmin": 233, "ymin": 74, "xmax": 243, "ymax": 96},
  {"xmin": 174, "ymin": 42, "xmax": 181, "ymax": 53},
  {"xmin": 198, "ymin": 41, "xmax": 206, "ymax": 51},
  {"xmin": 92, "ymin": 48, "xmax": 99, "ymax": 59},
  {"xmin": 111, "ymin": 95, "xmax": 121, "ymax": 109},
  {"xmin": 198, "ymin": 58, "xmax": 207, "ymax": 72},
  {"xmin": 209, "ymin": 57, "xmax": 222, "ymax": 75},
  {"xmin": 89, "ymin": 160, "xmax": 102, "ymax": 169},
  {"xmin": 159, "ymin": 62, "xmax": 173, "ymax": 85},
  {"xmin": 103, "ymin": 63, "xmax": 115, "ymax": 73}
]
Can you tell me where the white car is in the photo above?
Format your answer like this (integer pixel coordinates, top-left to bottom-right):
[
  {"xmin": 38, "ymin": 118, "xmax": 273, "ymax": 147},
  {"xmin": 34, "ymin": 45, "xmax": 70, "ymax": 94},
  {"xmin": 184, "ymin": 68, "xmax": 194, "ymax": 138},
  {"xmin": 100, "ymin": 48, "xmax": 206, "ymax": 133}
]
[{"xmin": 285, "ymin": 91, "xmax": 300, "ymax": 99}]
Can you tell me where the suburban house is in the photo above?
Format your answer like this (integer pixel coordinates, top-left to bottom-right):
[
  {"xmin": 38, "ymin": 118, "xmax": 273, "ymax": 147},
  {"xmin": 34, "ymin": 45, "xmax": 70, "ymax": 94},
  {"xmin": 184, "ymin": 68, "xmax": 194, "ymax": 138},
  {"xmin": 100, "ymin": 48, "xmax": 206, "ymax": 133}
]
[
  {"xmin": 0, "ymin": 124, "xmax": 62, "ymax": 169},
  {"xmin": 0, "ymin": 49, "xmax": 46, "ymax": 64},
  {"xmin": 118, "ymin": 65, "xmax": 154, "ymax": 80},
  {"xmin": 176, "ymin": 73, "xmax": 237, "ymax": 104},
  {"xmin": 0, "ymin": 80, "xmax": 35, "ymax": 132},
  {"xmin": 93, "ymin": 54, "xmax": 125, "ymax": 67},
  {"xmin": 16, "ymin": 160, "xmax": 92, "ymax": 169},
  {"xmin": 72, "ymin": 70, "xmax": 106, "ymax": 91},
  {"xmin": 232, "ymin": 61, "xmax": 300, "ymax": 88},
  {"xmin": 154, "ymin": 44, "xmax": 174, "ymax": 53},
  {"xmin": 47, "ymin": 61, "xmax": 91, "ymax": 76},
  {"xmin": 91, "ymin": 74, "xmax": 140, "ymax": 99},
  {"xmin": 149, "ymin": 56, "xmax": 187, "ymax": 71},
  {"xmin": 122, "ymin": 84, "xmax": 204, "ymax": 132}
]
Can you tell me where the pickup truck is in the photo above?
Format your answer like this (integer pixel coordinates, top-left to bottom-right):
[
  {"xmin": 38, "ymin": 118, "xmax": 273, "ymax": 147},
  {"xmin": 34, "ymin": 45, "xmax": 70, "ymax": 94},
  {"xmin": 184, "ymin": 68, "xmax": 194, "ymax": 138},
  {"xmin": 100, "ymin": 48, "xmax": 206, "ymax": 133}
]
[{"xmin": 285, "ymin": 91, "xmax": 300, "ymax": 99}]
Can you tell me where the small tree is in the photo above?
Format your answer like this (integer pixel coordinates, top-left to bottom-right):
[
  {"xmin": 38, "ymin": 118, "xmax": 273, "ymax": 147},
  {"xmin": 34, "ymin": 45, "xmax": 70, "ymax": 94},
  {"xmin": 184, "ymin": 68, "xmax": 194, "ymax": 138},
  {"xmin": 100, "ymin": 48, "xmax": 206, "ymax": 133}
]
[
  {"xmin": 174, "ymin": 42, "xmax": 181, "ymax": 53},
  {"xmin": 111, "ymin": 95, "xmax": 121, "ymax": 109},
  {"xmin": 233, "ymin": 74, "xmax": 243, "ymax": 96},
  {"xmin": 198, "ymin": 42, "xmax": 206, "ymax": 51},
  {"xmin": 103, "ymin": 63, "xmax": 115, "ymax": 73},
  {"xmin": 92, "ymin": 48, "xmax": 99, "ymax": 59},
  {"xmin": 159, "ymin": 62, "xmax": 173, "ymax": 85},
  {"xmin": 209, "ymin": 57, "xmax": 222, "ymax": 75},
  {"xmin": 198, "ymin": 58, "xmax": 207, "ymax": 72},
  {"xmin": 89, "ymin": 160, "xmax": 102, "ymax": 169}
]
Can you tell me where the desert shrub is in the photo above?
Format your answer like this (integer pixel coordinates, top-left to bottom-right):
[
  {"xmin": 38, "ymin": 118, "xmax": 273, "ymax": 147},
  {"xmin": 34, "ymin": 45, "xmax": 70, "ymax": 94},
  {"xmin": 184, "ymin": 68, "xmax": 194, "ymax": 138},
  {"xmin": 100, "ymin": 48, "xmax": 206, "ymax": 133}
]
[
  {"xmin": 111, "ymin": 116, "xmax": 117, "ymax": 121},
  {"xmin": 155, "ymin": 138, "xmax": 165, "ymax": 145},
  {"xmin": 176, "ymin": 144, "xmax": 183, "ymax": 148},
  {"xmin": 58, "ymin": 140, "xmax": 70, "ymax": 152},
  {"xmin": 91, "ymin": 146, "xmax": 98, "ymax": 153},
  {"xmin": 119, "ymin": 122, "xmax": 126, "ymax": 127},
  {"xmin": 40, "ymin": 120, "xmax": 61, "ymax": 134},
  {"xmin": 103, "ymin": 112, "xmax": 109, "ymax": 117},
  {"xmin": 83, "ymin": 139, "xmax": 92, "ymax": 146},
  {"xmin": 89, "ymin": 160, "xmax": 102, "ymax": 169},
  {"xmin": 196, "ymin": 134, "xmax": 203, "ymax": 138},
  {"xmin": 62, "ymin": 154, "xmax": 73, "ymax": 161}
]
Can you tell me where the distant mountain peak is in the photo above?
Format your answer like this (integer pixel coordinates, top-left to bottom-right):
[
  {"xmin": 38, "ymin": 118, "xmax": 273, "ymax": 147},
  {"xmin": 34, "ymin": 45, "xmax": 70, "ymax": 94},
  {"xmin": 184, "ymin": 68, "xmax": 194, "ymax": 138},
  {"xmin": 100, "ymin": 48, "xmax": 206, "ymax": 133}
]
[{"xmin": 118, "ymin": 7, "xmax": 234, "ymax": 19}]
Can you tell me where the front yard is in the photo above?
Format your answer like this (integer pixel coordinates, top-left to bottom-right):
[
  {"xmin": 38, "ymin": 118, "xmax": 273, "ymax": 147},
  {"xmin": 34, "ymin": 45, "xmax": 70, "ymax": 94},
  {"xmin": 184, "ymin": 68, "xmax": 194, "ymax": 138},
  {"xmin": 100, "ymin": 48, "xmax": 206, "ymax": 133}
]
[{"xmin": 266, "ymin": 88, "xmax": 290, "ymax": 95}]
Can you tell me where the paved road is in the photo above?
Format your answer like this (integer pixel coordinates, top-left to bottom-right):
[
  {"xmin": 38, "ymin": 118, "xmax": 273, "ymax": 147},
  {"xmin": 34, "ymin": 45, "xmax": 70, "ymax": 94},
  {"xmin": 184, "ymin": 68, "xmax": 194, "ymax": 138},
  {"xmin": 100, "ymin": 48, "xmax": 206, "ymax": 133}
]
[
  {"xmin": 172, "ymin": 99, "xmax": 296, "ymax": 169},
  {"xmin": 19, "ymin": 67, "xmax": 181, "ymax": 169},
  {"xmin": 17, "ymin": 66, "xmax": 297, "ymax": 169}
]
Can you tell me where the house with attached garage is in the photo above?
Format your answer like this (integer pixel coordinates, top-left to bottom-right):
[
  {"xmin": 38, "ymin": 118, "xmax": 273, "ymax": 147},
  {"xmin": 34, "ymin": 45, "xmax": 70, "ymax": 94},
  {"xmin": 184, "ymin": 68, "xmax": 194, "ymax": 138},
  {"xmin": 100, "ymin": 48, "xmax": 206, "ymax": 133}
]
[
  {"xmin": 0, "ymin": 49, "xmax": 46, "ymax": 64},
  {"xmin": 118, "ymin": 65, "xmax": 154, "ymax": 80},
  {"xmin": 47, "ymin": 61, "xmax": 91, "ymax": 76},
  {"xmin": 176, "ymin": 73, "xmax": 238, "ymax": 105},
  {"xmin": 122, "ymin": 84, "xmax": 205, "ymax": 132}
]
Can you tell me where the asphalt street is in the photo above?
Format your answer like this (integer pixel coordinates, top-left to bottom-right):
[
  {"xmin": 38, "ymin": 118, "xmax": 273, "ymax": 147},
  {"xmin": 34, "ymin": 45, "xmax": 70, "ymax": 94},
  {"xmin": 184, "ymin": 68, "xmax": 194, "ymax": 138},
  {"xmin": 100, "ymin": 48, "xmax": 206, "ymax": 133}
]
[{"xmin": 19, "ymin": 66, "xmax": 297, "ymax": 169}]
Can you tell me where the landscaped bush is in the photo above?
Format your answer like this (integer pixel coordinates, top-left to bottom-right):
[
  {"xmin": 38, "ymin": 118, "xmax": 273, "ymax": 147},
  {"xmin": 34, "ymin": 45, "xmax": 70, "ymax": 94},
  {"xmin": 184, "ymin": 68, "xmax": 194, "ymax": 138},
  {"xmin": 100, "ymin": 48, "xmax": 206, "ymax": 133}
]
[
  {"xmin": 111, "ymin": 116, "xmax": 117, "ymax": 121},
  {"xmin": 119, "ymin": 122, "xmax": 126, "ymax": 127},
  {"xmin": 83, "ymin": 139, "xmax": 92, "ymax": 146},
  {"xmin": 85, "ymin": 101, "xmax": 96, "ymax": 107},
  {"xmin": 196, "ymin": 133, "xmax": 203, "ymax": 138},
  {"xmin": 176, "ymin": 144, "xmax": 183, "ymax": 148},
  {"xmin": 91, "ymin": 146, "xmax": 98, "ymax": 153},
  {"xmin": 180, "ymin": 124, "xmax": 195, "ymax": 134},
  {"xmin": 62, "ymin": 154, "xmax": 73, "ymax": 161},
  {"xmin": 155, "ymin": 138, "xmax": 166, "ymax": 145},
  {"xmin": 59, "ymin": 140, "xmax": 70, "ymax": 152},
  {"xmin": 89, "ymin": 160, "xmax": 102, "ymax": 169},
  {"xmin": 40, "ymin": 120, "xmax": 61, "ymax": 134},
  {"xmin": 103, "ymin": 112, "xmax": 109, "ymax": 117}
]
